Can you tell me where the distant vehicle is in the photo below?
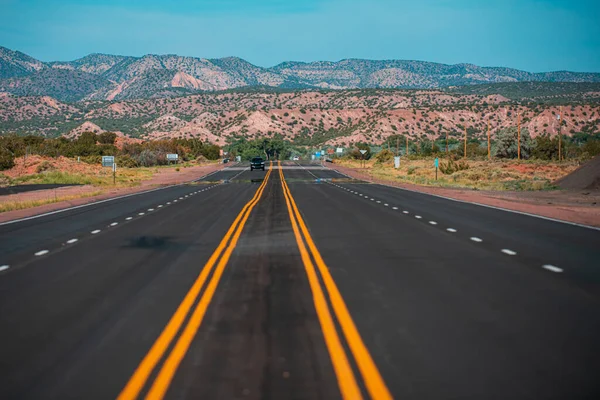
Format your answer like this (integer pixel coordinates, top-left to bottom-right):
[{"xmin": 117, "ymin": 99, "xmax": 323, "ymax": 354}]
[
  {"xmin": 250, "ymin": 157, "xmax": 265, "ymax": 171},
  {"xmin": 223, "ymin": 158, "xmax": 229, "ymax": 164},
  {"xmin": 293, "ymin": 156, "xmax": 299, "ymax": 161}
]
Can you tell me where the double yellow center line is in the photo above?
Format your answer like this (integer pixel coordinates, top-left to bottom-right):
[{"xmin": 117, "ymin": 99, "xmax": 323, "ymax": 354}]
[
  {"xmin": 279, "ymin": 161, "xmax": 392, "ymax": 400},
  {"xmin": 118, "ymin": 162, "xmax": 273, "ymax": 400},
  {"xmin": 119, "ymin": 161, "xmax": 390, "ymax": 399}
]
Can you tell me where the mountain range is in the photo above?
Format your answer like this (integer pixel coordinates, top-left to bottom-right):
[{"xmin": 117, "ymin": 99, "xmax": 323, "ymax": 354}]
[{"xmin": 2, "ymin": 46, "xmax": 600, "ymax": 102}]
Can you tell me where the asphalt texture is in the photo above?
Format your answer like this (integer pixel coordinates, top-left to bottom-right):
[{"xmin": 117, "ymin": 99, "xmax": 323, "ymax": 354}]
[
  {"xmin": 0, "ymin": 183, "xmax": 83, "ymax": 196},
  {"xmin": 0, "ymin": 161, "xmax": 599, "ymax": 399}
]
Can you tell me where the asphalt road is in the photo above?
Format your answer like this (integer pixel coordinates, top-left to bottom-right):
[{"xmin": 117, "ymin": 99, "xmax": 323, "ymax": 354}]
[{"xmin": 1, "ymin": 161, "xmax": 599, "ymax": 399}]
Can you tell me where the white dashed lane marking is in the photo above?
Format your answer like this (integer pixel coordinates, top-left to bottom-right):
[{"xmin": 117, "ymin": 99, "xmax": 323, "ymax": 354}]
[
  {"xmin": 91, "ymin": 229, "xmax": 101, "ymax": 234},
  {"xmin": 543, "ymin": 264, "xmax": 563, "ymax": 273},
  {"xmin": 328, "ymin": 179, "xmax": 569, "ymax": 276},
  {"xmin": 0, "ymin": 265, "xmax": 10, "ymax": 272},
  {"xmin": 158, "ymin": 205, "xmax": 163, "ymax": 208},
  {"xmin": 148, "ymin": 208, "xmax": 154, "ymax": 212},
  {"xmin": 138, "ymin": 212, "xmax": 145, "ymax": 215},
  {"xmin": 66, "ymin": 238, "xmax": 78, "ymax": 244},
  {"xmin": 126, "ymin": 217, "xmax": 133, "ymax": 220},
  {"xmin": 110, "ymin": 222, "xmax": 118, "ymax": 227},
  {"xmin": 34, "ymin": 250, "xmax": 49, "ymax": 256}
]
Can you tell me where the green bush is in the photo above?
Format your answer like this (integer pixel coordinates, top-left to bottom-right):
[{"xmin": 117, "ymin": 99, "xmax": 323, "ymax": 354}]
[
  {"xmin": 36, "ymin": 161, "xmax": 55, "ymax": 173},
  {"xmin": 116, "ymin": 155, "xmax": 139, "ymax": 168},
  {"xmin": 0, "ymin": 148, "xmax": 15, "ymax": 171},
  {"xmin": 439, "ymin": 158, "xmax": 470, "ymax": 175},
  {"xmin": 375, "ymin": 149, "xmax": 394, "ymax": 163}
]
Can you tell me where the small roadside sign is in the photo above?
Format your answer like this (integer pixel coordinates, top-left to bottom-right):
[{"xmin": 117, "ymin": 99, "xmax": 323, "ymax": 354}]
[
  {"xmin": 166, "ymin": 153, "xmax": 179, "ymax": 161},
  {"xmin": 315, "ymin": 151, "xmax": 321, "ymax": 157},
  {"xmin": 327, "ymin": 148, "xmax": 335, "ymax": 155},
  {"xmin": 434, "ymin": 158, "xmax": 439, "ymax": 168},
  {"xmin": 394, "ymin": 156, "xmax": 400, "ymax": 169},
  {"xmin": 102, "ymin": 156, "xmax": 115, "ymax": 167},
  {"xmin": 359, "ymin": 149, "xmax": 367, "ymax": 155},
  {"xmin": 336, "ymin": 147, "xmax": 343, "ymax": 154}
]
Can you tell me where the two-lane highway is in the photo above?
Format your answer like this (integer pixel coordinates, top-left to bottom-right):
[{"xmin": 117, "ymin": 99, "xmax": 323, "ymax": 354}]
[{"xmin": 1, "ymin": 161, "xmax": 599, "ymax": 399}]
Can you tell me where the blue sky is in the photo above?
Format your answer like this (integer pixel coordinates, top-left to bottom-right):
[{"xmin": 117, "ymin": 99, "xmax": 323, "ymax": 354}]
[{"xmin": 1, "ymin": 0, "xmax": 599, "ymax": 72}]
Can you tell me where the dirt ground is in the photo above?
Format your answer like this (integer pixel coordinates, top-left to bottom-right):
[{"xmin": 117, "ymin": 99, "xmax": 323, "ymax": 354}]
[
  {"xmin": 0, "ymin": 162, "xmax": 224, "ymax": 223},
  {"xmin": 328, "ymin": 163, "xmax": 600, "ymax": 228}
]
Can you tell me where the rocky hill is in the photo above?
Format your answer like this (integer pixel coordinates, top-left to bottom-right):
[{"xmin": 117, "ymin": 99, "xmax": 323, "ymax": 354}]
[
  {"xmin": 1, "ymin": 89, "xmax": 598, "ymax": 147},
  {"xmin": 1, "ymin": 45, "xmax": 600, "ymax": 101}
]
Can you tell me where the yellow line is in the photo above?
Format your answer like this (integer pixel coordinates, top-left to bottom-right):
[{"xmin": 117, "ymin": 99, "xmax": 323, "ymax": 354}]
[
  {"xmin": 118, "ymin": 164, "xmax": 272, "ymax": 400},
  {"xmin": 145, "ymin": 163, "xmax": 273, "ymax": 399},
  {"xmin": 280, "ymin": 162, "xmax": 393, "ymax": 400},
  {"xmin": 278, "ymin": 162, "xmax": 363, "ymax": 400}
]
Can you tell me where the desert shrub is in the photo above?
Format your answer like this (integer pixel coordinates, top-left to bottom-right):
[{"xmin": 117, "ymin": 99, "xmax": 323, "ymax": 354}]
[
  {"xmin": 0, "ymin": 148, "xmax": 15, "ymax": 171},
  {"xmin": 97, "ymin": 132, "xmax": 117, "ymax": 145},
  {"xmin": 494, "ymin": 127, "xmax": 533, "ymax": 159},
  {"xmin": 349, "ymin": 143, "xmax": 372, "ymax": 160},
  {"xmin": 136, "ymin": 150, "xmax": 158, "ymax": 167},
  {"xmin": 439, "ymin": 158, "xmax": 470, "ymax": 175},
  {"xmin": 36, "ymin": 161, "xmax": 55, "ymax": 173},
  {"xmin": 407, "ymin": 166, "xmax": 417, "ymax": 175},
  {"xmin": 532, "ymin": 134, "xmax": 559, "ymax": 160},
  {"xmin": 81, "ymin": 155, "xmax": 102, "ymax": 164},
  {"xmin": 116, "ymin": 155, "xmax": 139, "ymax": 168},
  {"xmin": 375, "ymin": 149, "xmax": 394, "ymax": 163}
]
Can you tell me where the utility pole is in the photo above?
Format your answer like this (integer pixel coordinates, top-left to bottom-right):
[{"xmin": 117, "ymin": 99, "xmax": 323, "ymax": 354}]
[
  {"xmin": 558, "ymin": 106, "xmax": 562, "ymax": 161},
  {"xmin": 396, "ymin": 137, "xmax": 399, "ymax": 156},
  {"xmin": 517, "ymin": 110, "xmax": 521, "ymax": 160},
  {"xmin": 406, "ymin": 135, "xmax": 409, "ymax": 156},
  {"xmin": 445, "ymin": 128, "xmax": 448, "ymax": 154},
  {"xmin": 463, "ymin": 125, "xmax": 467, "ymax": 158},
  {"xmin": 487, "ymin": 117, "xmax": 491, "ymax": 161}
]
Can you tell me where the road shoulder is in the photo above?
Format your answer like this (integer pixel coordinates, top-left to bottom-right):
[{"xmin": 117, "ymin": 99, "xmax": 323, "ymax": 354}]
[{"xmin": 0, "ymin": 163, "xmax": 225, "ymax": 224}]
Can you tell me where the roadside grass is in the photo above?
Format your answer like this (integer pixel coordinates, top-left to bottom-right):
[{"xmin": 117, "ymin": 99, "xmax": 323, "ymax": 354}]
[
  {"xmin": 11, "ymin": 168, "xmax": 155, "ymax": 187},
  {"xmin": 0, "ymin": 190, "xmax": 104, "ymax": 213},
  {"xmin": 335, "ymin": 158, "xmax": 578, "ymax": 191}
]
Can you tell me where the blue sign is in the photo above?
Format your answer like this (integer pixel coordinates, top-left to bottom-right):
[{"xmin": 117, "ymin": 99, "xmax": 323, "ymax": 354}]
[
  {"xmin": 434, "ymin": 158, "xmax": 439, "ymax": 168},
  {"xmin": 315, "ymin": 151, "xmax": 321, "ymax": 157}
]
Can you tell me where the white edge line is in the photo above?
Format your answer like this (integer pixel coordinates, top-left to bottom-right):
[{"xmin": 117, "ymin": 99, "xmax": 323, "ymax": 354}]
[
  {"xmin": 542, "ymin": 264, "xmax": 563, "ymax": 273},
  {"xmin": 0, "ymin": 168, "xmax": 222, "ymax": 226},
  {"xmin": 321, "ymin": 166, "xmax": 600, "ymax": 232}
]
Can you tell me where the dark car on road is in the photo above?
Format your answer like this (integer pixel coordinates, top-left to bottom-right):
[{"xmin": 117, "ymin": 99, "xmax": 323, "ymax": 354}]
[{"xmin": 250, "ymin": 157, "xmax": 265, "ymax": 171}]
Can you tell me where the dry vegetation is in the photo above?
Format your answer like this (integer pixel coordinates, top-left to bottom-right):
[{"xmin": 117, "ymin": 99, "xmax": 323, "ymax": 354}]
[{"xmin": 335, "ymin": 157, "xmax": 579, "ymax": 191}]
